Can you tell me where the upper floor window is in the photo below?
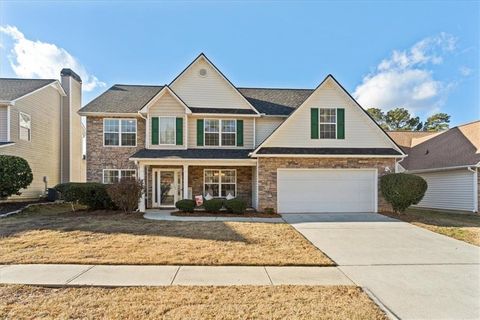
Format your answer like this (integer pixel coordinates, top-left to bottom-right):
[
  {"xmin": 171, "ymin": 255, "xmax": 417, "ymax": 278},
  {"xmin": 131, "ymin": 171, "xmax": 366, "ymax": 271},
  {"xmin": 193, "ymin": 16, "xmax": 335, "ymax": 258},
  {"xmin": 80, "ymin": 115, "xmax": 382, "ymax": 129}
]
[
  {"xmin": 104, "ymin": 119, "xmax": 137, "ymax": 146},
  {"xmin": 159, "ymin": 117, "xmax": 175, "ymax": 145},
  {"xmin": 19, "ymin": 112, "xmax": 31, "ymax": 141},
  {"xmin": 319, "ymin": 108, "xmax": 336, "ymax": 139},
  {"xmin": 204, "ymin": 119, "xmax": 236, "ymax": 146}
]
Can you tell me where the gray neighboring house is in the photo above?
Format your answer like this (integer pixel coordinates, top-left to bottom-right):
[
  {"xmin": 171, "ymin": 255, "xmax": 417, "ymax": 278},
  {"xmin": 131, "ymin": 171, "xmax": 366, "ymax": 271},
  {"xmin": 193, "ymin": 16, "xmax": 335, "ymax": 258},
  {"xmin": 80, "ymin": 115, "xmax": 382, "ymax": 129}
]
[
  {"xmin": 0, "ymin": 69, "xmax": 85, "ymax": 200},
  {"xmin": 388, "ymin": 120, "xmax": 480, "ymax": 213}
]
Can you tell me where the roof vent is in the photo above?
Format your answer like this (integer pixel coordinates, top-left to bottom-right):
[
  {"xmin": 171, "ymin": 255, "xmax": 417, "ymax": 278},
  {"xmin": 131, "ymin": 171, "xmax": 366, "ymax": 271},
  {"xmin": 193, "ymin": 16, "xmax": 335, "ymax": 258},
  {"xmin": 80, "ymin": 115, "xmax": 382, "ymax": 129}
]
[{"xmin": 199, "ymin": 68, "xmax": 207, "ymax": 77}]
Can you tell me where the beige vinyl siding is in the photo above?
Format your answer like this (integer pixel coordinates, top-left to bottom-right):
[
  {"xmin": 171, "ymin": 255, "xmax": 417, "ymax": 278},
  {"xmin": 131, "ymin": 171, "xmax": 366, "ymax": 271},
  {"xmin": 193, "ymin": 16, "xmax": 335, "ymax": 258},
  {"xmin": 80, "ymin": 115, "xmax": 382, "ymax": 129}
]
[
  {"xmin": 187, "ymin": 116, "xmax": 254, "ymax": 149},
  {"xmin": 67, "ymin": 78, "xmax": 85, "ymax": 182},
  {"xmin": 0, "ymin": 85, "xmax": 62, "ymax": 199},
  {"xmin": 171, "ymin": 58, "xmax": 253, "ymax": 110},
  {"xmin": 414, "ymin": 169, "xmax": 477, "ymax": 212},
  {"xmin": 147, "ymin": 91, "xmax": 186, "ymax": 149},
  {"xmin": 0, "ymin": 106, "xmax": 8, "ymax": 141},
  {"xmin": 262, "ymin": 78, "xmax": 396, "ymax": 149},
  {"xmin": 255, "ymin": 117, "xmax": 284, "ymax": 147}
]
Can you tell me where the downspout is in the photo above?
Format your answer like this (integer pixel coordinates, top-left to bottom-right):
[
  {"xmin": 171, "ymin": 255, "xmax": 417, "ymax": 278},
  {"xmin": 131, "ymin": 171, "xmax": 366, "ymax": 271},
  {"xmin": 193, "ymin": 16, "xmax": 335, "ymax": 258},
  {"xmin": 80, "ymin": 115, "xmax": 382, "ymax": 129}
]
[{"xmin": 467, "ymin": 166, "xmax": 478, "ymax": 213}]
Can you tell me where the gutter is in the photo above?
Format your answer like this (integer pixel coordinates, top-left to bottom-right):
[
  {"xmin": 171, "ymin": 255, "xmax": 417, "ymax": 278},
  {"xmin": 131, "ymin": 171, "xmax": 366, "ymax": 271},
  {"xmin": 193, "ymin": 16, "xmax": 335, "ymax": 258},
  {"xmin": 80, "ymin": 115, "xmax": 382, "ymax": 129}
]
[{"xmin": 407, "ymin": 164, "xmax": 480, "ymax": 173}]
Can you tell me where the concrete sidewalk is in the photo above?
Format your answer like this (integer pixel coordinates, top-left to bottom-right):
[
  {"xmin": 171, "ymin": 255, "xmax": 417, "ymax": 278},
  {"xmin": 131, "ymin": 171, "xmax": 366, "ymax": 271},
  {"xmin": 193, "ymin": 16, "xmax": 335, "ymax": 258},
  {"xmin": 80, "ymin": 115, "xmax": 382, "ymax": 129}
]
[
  {"xmin": 0, "ymin": 264, "xmax": 353, "ymax": 287},
  {"xmin": 144, "ymin": 210, "xmax": 284, "ymax": 223}
]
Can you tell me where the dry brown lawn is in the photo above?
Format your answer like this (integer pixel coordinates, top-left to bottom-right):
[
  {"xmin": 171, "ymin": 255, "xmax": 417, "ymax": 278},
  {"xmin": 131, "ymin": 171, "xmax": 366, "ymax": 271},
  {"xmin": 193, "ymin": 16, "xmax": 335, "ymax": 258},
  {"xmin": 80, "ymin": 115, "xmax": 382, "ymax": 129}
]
[
  {"xmin": 0, "ymin": 204, "xmax": 332, "ymax": 266},
  {"xmin": 382, "ymin": 208, "xmax": 480, "ymax": 246},
  {"xmin": 0, "ymin": 285, "xmax": 387, "ymax": 320}
]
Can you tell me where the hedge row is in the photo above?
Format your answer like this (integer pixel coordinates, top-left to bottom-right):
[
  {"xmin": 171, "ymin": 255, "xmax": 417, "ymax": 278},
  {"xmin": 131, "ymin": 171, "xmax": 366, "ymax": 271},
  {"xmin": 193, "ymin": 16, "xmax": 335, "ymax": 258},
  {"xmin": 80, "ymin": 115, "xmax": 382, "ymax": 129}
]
[{"xmin": 175, "ymin": 198, "xmax": 248, "ymax": 214}]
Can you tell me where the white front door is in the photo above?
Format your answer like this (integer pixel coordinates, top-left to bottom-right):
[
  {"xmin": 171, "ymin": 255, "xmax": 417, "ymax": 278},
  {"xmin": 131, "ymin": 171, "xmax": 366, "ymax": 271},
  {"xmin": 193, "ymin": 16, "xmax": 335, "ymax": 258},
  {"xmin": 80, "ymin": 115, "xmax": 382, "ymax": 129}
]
[
  {"xmin": 277, "ymin": 169, "xmax": 377, "ymax": 213},
  {"xmin": 152, "ymin": 169, "xmax": 182, "ymax": 207}
]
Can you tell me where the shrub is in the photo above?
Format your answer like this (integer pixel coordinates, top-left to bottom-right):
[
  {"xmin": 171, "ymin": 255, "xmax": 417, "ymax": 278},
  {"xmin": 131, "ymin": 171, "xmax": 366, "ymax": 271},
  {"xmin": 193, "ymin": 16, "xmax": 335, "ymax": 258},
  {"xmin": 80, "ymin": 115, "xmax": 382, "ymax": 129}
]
[
  {"xmin": 175, "ymin": 199, "xmax": 195, "ymax": 213},
  {"xmin": 55, "ymin": 182, "xmax": 114, "ymax": 210},
  {"xmin": 264, "ymin": 207, "xmax": 275, "ymax": 214},
  {"xmin": 203, "ymin": 198, "xmax": 224, "ymax": 213},
  {"xmin": 225, "ymin": 198, "xmax": 247, "ymax": 214},
  {"xmin": 107, "ymin": 179, "xmax": 143, "ymax": 213},
  {"xmin": 0, "ymin": 155, "xmax": 33, "ymax": 199},
  {"xmin": 380, "ymin": 173, "xmax": 428, "ymax": 213}
]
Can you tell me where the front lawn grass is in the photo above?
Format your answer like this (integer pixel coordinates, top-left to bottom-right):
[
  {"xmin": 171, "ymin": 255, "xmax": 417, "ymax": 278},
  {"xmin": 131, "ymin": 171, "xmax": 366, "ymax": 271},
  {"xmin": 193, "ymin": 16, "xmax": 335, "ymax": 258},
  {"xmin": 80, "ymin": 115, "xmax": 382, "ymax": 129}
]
[
  {"xmin": 0, "ymin": 204, "xmax": 332, "ymax": 266},
  {"xmin": 382, "ymin": 208, "xmax": 480, "ymax": 246},
  {"xmin": 0, "ymin": 285, "xmax": 387, "ymax": 320}
]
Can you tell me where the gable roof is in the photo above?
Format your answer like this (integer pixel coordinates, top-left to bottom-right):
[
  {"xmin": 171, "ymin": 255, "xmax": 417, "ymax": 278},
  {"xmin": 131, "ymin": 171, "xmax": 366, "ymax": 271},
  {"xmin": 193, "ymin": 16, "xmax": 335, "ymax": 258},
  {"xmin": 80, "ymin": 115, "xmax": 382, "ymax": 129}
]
[
  {"xmin": 238, "ymin": 88, "xmax": 313, "ymax": 116},
  {"xmin": 169, "ymin": 53, "xmax": 260, "ymax": 114},
  {"xmin": 251, "ymin": 74, "xmax": 405, "ymax": 156},
  {"xmin": 0, "ymin": 78, "xmax": 58, "ymax": 102},
  {"xmin": 387, "ymin": 131, "xmax": 441, "ymax": 152},
  {"xmin": 400, "ymin": 121, "xmax": 480, "ymax": 171},
  {"xmin": 138, "ymin": 85, "xmax": 191, "ymax": 114},
  {"xmin": 79, "ymin": 84, "xmax": 164, "ymax": 114}
]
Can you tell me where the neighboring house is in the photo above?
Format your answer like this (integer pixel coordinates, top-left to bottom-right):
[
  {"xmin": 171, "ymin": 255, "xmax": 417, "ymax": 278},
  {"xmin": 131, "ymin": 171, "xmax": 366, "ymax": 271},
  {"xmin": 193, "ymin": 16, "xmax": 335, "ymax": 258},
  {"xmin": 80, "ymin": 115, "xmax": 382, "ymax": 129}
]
[
  {"xmin": 388, "ymin": 121, "xmax": 480, "ymax": 213},
  {"xmin": 0, "ymin": 69, "xmax": 85, "ymax": 199},
  {"xmin": 79, "ymin": 53, "xmax": 405, "ymax": 213}
]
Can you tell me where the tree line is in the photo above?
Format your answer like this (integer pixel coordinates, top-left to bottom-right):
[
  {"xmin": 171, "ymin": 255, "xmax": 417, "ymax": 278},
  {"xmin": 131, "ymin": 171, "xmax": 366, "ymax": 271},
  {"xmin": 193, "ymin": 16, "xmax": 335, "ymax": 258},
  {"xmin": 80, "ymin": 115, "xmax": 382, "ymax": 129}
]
[{"xmin": 366, "ymin": 107, "xmax": 450, "ymax": 131}]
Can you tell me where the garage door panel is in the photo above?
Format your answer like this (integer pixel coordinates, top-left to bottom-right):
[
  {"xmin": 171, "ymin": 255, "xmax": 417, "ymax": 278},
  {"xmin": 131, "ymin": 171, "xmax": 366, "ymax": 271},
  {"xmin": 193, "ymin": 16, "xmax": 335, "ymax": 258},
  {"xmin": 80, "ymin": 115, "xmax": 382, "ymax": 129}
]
[{"xmin": 277, "ymin": 169, "xmax": 376, "ymax": 213}]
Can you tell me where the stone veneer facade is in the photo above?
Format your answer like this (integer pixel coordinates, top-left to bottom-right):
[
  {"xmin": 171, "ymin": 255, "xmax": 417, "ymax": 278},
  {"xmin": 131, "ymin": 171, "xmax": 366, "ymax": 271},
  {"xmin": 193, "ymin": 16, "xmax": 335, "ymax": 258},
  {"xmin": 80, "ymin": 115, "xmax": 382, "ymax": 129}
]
[
  {"xmin": 86, "ymin": 116, "xmax": 145, "ymax": 182},
  {"xmin": 257, "ymin": 157, "xmax": 396, "ymax": 213}
]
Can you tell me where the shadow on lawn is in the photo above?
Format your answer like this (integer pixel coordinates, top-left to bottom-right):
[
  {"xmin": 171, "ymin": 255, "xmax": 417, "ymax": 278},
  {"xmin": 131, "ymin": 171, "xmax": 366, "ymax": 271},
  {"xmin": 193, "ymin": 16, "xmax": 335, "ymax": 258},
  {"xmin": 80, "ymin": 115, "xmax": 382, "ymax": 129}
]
[
  {"xmin": 383, "ymin": 209, "xmax": 480, "ymax": 228},
  {"xmin": 0, "ymin": 208, "xmax": 248, "ymax": 243}
]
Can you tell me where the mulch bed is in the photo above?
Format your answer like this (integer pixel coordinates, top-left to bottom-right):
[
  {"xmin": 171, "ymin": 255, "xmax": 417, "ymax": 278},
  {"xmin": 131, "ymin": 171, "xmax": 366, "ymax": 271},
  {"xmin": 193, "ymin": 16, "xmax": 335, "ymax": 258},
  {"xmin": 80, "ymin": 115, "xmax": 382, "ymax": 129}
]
[
  {"xmin": 0, "ymin": 200, "xmax": 46, "ymax": 215},
  {"xmin": 172, "ymin": 211, "xmax": 281, "ymax": 218}
]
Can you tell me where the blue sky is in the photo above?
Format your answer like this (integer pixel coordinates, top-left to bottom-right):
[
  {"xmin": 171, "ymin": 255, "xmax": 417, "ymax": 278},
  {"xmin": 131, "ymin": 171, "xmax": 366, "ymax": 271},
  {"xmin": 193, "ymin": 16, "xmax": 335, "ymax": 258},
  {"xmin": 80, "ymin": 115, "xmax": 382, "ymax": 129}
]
[{"xmin": 0, "ymin": 1, "xmax": 478, "ymax": 126}]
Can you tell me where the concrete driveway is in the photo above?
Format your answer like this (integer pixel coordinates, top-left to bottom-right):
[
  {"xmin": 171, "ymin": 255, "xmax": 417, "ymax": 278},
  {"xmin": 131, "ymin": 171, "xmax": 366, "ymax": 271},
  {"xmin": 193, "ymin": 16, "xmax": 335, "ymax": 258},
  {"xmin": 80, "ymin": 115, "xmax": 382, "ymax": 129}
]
[{"xmin": 283, "ymin": 213, "xmax": 480, "ymax": 320}]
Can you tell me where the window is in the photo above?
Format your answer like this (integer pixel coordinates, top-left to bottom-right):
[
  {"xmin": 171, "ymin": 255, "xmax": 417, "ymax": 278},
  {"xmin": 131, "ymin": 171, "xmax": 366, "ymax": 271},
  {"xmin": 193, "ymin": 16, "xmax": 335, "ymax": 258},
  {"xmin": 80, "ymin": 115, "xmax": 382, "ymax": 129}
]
[
  {"xmin": 103, "ymin": 169, "xmax": 136, "ymax": 184},
  {"xmin": 19, "ymin": 112, "xmax": 31, "ymax": 141},
  {"xmin": 159, "ymin": 117, "xmax": 175, "ymax": 145},
  {"xmin": 104, "ymin": 119, "xmax": 137, "ymax": 146},
  {"xmin": 319, "ymin": 108, "xmax": 336, "ymax": 139},
  {"xmin": 204, "ymin": 119, "xmax": 236, "ymax": 146},
  {"xmin": 204, "ymin": 169, "xmax": 236, "ymax": 198}
]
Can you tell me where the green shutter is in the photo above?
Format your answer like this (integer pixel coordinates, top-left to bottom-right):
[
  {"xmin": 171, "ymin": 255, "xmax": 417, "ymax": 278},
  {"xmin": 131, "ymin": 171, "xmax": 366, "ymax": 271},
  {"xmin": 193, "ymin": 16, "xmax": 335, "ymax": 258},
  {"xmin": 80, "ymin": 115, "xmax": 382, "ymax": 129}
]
[
  {"xmin": 337, "ymin": 108, "xmax": 345, "ymax": 139},
  {"xmin": 311, "ymin": 108, "xmax": 319, "ymax": 139},
  {"xmin": 236, "ymin": 120, "xmax": 244, "ymax": 146},
  {"xmin": 151, "ymin": 117, "xmax": 159, "ymax": 145},
  {"xmin": 197, "ymin": 119, "xmax": 204, "ymax": 146},
  {"xmin": 176, "ymin": 117, "xmax": 183, "ymax": 145}
]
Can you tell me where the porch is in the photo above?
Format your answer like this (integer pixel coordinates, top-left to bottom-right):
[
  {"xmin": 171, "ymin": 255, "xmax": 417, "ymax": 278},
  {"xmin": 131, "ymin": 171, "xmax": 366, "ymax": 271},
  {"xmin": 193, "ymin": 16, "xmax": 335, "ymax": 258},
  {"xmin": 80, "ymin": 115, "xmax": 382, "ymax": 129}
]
[{"xmin": 134, "ymin": 159, "xmax": 257, "ymax": 211}]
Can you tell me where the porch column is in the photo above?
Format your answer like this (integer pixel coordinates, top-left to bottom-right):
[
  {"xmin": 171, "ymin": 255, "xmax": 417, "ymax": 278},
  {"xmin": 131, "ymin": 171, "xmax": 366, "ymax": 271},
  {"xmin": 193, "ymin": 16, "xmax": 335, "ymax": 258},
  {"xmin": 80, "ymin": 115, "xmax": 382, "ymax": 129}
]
[
  {"xmin": 138, "ymin": 163, "xmax": 146, "ymax": 212},
  {"xmin": 183, "ymin": 164, "xmax": 189, "ymax": 199}
]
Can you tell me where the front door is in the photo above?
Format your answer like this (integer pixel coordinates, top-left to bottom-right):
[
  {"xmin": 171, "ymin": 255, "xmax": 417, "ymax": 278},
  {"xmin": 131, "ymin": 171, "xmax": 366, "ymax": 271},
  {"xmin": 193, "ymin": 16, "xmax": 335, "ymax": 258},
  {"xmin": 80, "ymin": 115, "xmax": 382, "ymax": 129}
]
[{"xmin": 152, "ymin": 169, "xmax": 181, "ymax": 207}]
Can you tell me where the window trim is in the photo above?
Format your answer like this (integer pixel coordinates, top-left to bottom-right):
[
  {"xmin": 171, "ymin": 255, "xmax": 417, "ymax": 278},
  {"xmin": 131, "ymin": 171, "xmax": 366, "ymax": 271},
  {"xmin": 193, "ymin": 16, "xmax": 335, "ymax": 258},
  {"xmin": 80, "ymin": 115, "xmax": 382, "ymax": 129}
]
[
  {"xmin": 203, "ymin": 118, "xmax": 237, "ymax": 147},
  {"xmin": 102, "ymin": 169, "xmax": 137, "ymax": 184},
  {"xmin": 203, "ymin": 169, "xmax": 237, "ymax": 198},
  {"xmin": 157, "ymin": 116, "xmax": 176, "ymax": 146},
  {"xmin": 319, "ymin": 108, "xmax": 337, "ymax": 140},
  {"xmin": 19, "ymin": 111, "xmax": 31, "ymax": 142},
  {"xmin": 103, "ymin": 118, "xmax": 137, "ymax": 147}
]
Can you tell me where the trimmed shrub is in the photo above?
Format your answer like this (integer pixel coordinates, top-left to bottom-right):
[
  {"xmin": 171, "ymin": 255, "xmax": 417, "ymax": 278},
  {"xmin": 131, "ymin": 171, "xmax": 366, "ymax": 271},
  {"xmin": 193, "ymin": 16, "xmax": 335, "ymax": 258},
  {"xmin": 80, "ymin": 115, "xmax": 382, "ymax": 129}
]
[
  {"xmin": 107, "ymin": 179, "xmax": 143, "ymax": 213},
  {"xmin": 175, "ymin": 199, "xmax": 195, "ymax": 213},
  {"xmin": 225, "ymin": 198, "xmax": 247, "ymax": 214},
  {"xmin": 55, "ymin": 182, "xmax": 114, "ymax": 210},
  {"xmin": 203, "ymin": 198, "xmax": 224, "ymax": 213},
  {"xmin": 0, "ymin": 155, "xmax": 33, "ymax": 199},
  {"xmin": 380, "ymin": 173, "xmax": 428, "ymax": 213}
]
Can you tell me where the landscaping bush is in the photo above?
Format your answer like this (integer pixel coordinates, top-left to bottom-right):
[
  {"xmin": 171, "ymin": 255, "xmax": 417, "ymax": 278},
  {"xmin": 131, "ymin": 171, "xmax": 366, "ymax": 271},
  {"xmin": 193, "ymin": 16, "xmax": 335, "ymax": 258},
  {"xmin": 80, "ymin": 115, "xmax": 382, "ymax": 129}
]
[
  {"xmin": 107, "ymin": 179, "xmax": 143, "ymax": 213},
  {"xmin": 225, "ymin": 198, "xmax": 247, "ymax": 214},
  {"xmin": 264, "ymin": 207, "xmax": 275, "ymax": 214},
  {"xmin": 0, "ymin": 155, "xmax": 33, "ymax": 199},
  {"xmin": 203, "ymin": 198, "xmax": 224, "ymax": 213},
  {"xmin": 175, "ymin": 199, "xmax": 195, "ymax": 213},
  {"xmin": 380, "ymin": 173, "xmax": 428, "ymax": 213},
  {"xmin": 54, "ymin": 182, "xmax": 114, "ymax": 210}
]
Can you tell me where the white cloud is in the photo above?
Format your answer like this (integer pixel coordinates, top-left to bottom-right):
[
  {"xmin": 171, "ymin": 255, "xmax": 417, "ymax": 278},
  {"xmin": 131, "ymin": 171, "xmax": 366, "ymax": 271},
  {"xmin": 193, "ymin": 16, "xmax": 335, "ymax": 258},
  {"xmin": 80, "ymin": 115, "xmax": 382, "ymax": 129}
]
[
  {"xmin": 0, "ymin": 25, "xmax": 105, "ymax": 91},
  {"xmin": 354, "ymin": 33, "xmax": 456, "ymax": 114},
  {"xmin": 459, "ymin": 66, "xmax": 472, "ymax": 76}
]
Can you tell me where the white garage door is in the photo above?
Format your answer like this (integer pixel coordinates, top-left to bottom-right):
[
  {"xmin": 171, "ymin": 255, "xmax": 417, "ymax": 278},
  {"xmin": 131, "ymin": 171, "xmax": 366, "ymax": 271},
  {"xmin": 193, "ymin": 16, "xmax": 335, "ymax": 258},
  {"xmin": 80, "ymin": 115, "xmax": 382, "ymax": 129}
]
[{"xmin": 277, "ymin": 169, "xmax": 377, "ymax": 213}]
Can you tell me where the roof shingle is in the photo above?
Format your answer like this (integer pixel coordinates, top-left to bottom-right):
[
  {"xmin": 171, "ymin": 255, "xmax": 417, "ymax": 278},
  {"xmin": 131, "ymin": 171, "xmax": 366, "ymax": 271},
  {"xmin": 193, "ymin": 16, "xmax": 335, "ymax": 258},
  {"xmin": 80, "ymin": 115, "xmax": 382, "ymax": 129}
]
[
  {"xmin": 130, "ymin": 148, "xmax": 253, "ymax": 159},
  {"xmin": 0, "ymin": 79, "xmax": 56, "ymax": 101}
]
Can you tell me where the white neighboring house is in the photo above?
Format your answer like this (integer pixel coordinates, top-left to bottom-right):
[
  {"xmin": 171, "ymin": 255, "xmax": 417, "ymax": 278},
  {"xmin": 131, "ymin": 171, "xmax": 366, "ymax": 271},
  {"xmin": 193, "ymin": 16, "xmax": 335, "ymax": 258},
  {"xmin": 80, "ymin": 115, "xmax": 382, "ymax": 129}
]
[
  {"xmin": 389, "ymin": 120, "xmax": 480, "ymax": 213},
  {"xmin": 0, "ymin": 69, "xmax": 86, "ymax": 199}
]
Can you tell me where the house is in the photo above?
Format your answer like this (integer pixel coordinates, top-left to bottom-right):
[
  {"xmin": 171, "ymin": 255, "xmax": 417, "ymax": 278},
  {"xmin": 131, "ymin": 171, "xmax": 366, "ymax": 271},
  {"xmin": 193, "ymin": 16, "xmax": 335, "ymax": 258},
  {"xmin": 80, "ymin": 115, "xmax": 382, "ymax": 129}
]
[
  {"xmin": 388, "ymin": 121, "xmax": 480, "ymax": 213},
  {"xmin": 79, "ymin": 54, "xmax": 405, "ymax": 213},
  {"xmin": 0, "ymin": 69, "xmax": 85, "ymax": 199}
]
